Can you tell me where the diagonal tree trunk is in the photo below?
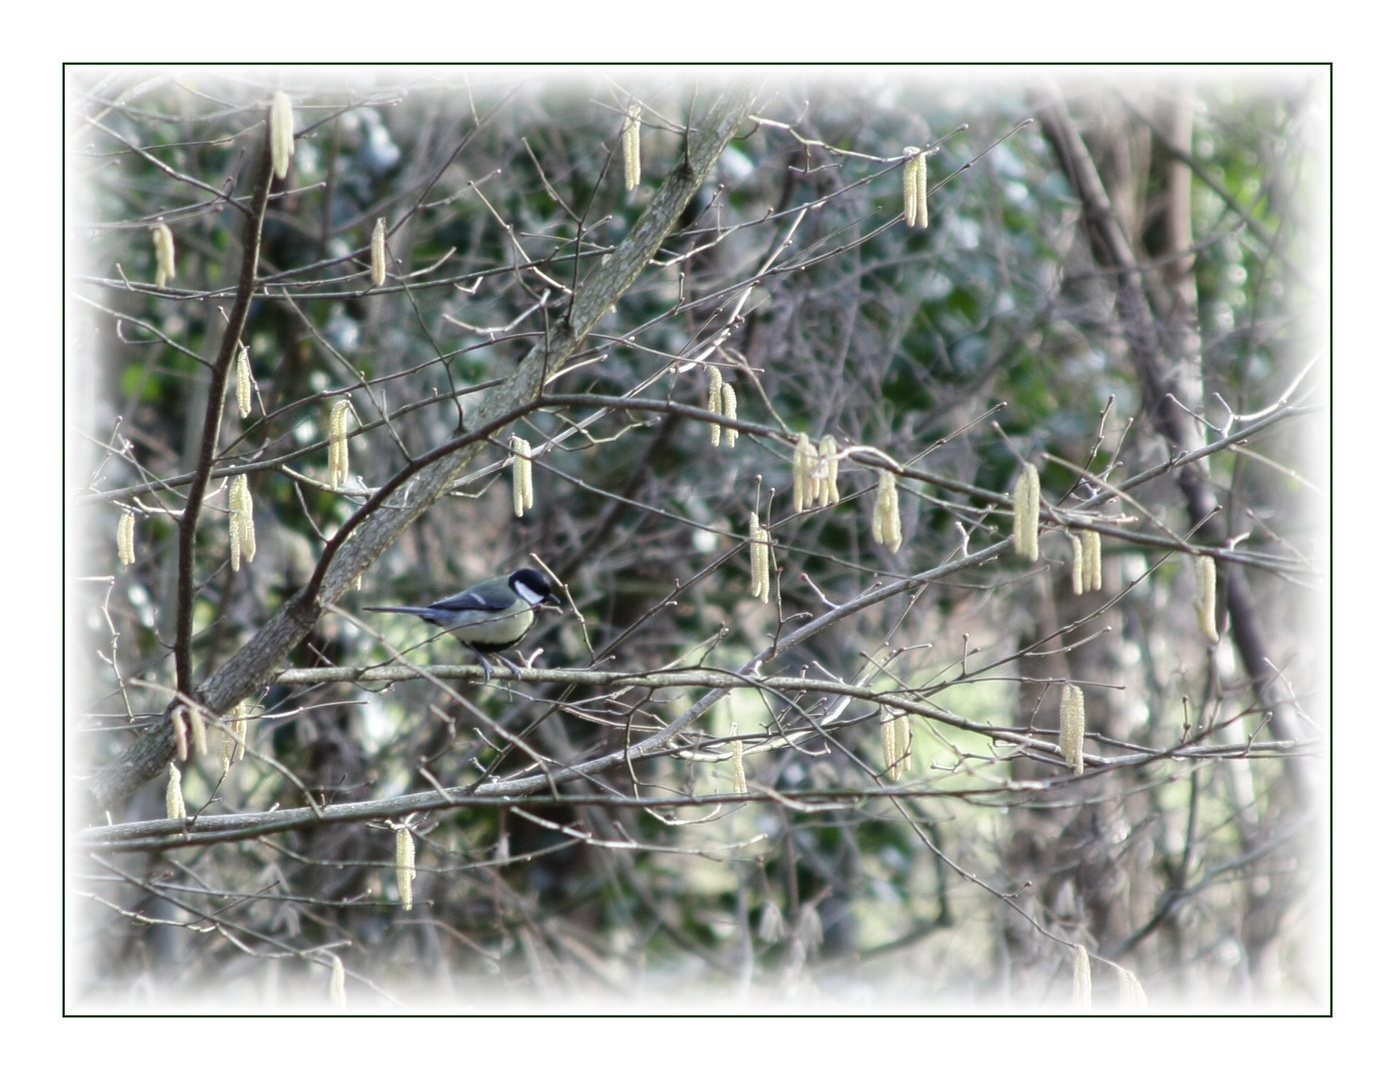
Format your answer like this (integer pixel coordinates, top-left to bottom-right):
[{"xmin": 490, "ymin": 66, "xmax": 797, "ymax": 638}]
[{"xmin": 1037, "ymin": 87, "xmax": 1308, "ymax": 810}]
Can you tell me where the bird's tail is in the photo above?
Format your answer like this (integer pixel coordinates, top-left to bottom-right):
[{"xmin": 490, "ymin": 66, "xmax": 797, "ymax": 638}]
[{"xmin": 363, "ymin": 605, "xmax": 431, "ymax": 615}]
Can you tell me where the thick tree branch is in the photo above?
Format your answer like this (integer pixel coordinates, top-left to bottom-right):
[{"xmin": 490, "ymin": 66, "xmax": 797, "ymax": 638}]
[
  {"xmin": 79, "ymin": 655, "xmax": 1309, "ymax": 861},
  {"xmin": 174, "ymin": 140, "xmax": 274, "ymax": 694},
  {"xmin": 80, "ymin": 729, "xmax": 1314, "ymax": 857}
]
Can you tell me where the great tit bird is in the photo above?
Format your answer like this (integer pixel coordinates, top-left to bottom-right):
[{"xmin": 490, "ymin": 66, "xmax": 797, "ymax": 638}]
[{"xmin": 365, "ymin": 568, "xmax": 561, "ymax": 679}]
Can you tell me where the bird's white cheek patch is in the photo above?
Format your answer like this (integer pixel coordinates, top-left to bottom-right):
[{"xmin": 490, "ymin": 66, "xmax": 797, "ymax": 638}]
[{"xmin": 515, "ymin": 582, "xmax": 548, "ymax": 606}]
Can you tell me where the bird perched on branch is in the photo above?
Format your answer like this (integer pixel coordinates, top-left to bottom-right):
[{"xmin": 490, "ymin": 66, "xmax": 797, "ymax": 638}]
[{"xmin": 365, "ymin": 568, "xmax": 561, "ymax": 679}]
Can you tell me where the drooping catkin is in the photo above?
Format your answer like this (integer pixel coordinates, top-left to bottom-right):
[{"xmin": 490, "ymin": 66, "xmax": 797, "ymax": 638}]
[
  {"xmin": 1084, "ymin": 529, "xmax": 1102, "ymax": 592},
  {"xmin": 229, "ymin": 474, "xmax": 256, "ymax": 571},
  {"xmin": 872, "ymin": 471, "xmax": 903, "ymax": 552},
  {"xmin": 731, "ymin": 718, "xmax": 747, "ymax": 795},
  {"xmin": 328, "ymin": 400, "xmax": 352, "ymax": 489},
  {"xmin": 749, "ymin": 512, "xmax": 771, "ymax": 603},
  {"xmin": 721, "ymin": 383, "xmax": 739, "ymax": 448},
  {"xmin": 1070, "ymin": 533, "xmax": 1085, "ymax": 594},
  {"xmin": 171, "ymin": 707, "xmax": 188, "ymax": 763},
  {"xmin": 188, "ymin": 705, "xmax": 207, "ymax": 759},
  {"xmin": 894, "ymin": 713, "xmax": 910, "ymax": 774},
  {"xmin": 794, "ymin": 903, "xmax": 824, "ymax": 954},
  {"xmin": 270, "ymin": 90, "xmax": 294, "ymax": 180},
  {"xmin": 396, "ymin": 826, "xmax": 416, "ymax": 911},
  {"xmin": 708, "ymin": 367, "xmax": 724, "ymax": 447},
  {"xmin": 758, "ymin": 899, "xmax": 787, "ymax": 943},
  {"xmin": 237, "ymin": 474, "xmax": 256, "ymax": 562},
  {"xmin": 165, "ymin": 762, "xmax": 185, "ymax": 819},
  {"xmin": 816, "ymin": 436, "xmax": 840, "ymax": 507},
  {"xmin": 509, "ymin": 436, "xmax": 534, "ymax": 517},
  {"xmin": 1012, "ymin": 463, "xmax": 1040, "ymax": 561},
  {"xmin": 881, "ymin": 719, "xmax": 900, "ymax": 781},
  {"xmin": 1060, "ymin": 683, "xmax": 1086, "ymax": 776},
  {"xmin": 221, "ymin": 701, "xmax": 249, "ymax": 771},
  {"xmin": 902, "ymin": 148, "xmax": 922, "ymax": 228},
  {"xmin": 221, "ymin": 707, "xmax": 237, "ymax": 773},
  {"xmin": 152, "ymin": 220, "xmax": 176, "ymax": 289},
  {"xmin": 117, "ymin": 509, "xmax": 136, "ymax": 567},
  {"xmin": 1073, "ymin": 946, "xmax": 1092, "ymax": 1011},
  {"xmin": 370, "ymin": 217, "xmax": 387, "ymax": 288},
  {"xmin": 1194, "ymin": 554, "xmax": 1219, "ymax": 643},
  {"xmin": 914, "ymin": 150, "xmax": 929, "ymax": 227},
  {"xmin": 792, "ymin": 433, "xmax": 816, "ymax": 512},
  {"xmin": 329, "ymin": 955, "xmax": 347, "ymax": 1009},
  {"xmin": 1117, "ymin": 967, "xmax": 1148, "ymax": 1011},
  {"xmin": 235, "ymin": 343, "xmax": 253, "ymax": 418},
  {"xmin": 622, "ymin": 104, "xmax": 642, "ymax": 191},
  {"xmin": 220, "ymin": 722, "xmax": 235, "ymax": 773}
]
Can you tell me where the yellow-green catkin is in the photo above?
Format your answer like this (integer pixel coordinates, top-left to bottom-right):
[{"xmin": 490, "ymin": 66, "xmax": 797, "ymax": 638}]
[
  {"xmin": 229, "ymin": 474, "xmax": 256, "ymax": 571},
  {"xmin": 914, "ymin": 151, "xmax": 929, "ymax": 227},
  {"xmin": 237, "ymin": 474, "xmax": 257, "ymax": 562},
  {"xmin": 894, "ymin": 713, "xmax": 910, "ymax": 774},
  {"xmin": 731, "ymin": 718, "xmax": 747, "ymax": 795},
  {"xmin": 329, "ymin": 400, "xmax": 352, "ymax": 489},
  {"xmin": 329, "ymin": 955, "xmax": 347, "ymax": 1009},
  {"xmin": 902, "ymin": 148, "xmax": 923, "ymax": 228},
  {"xmin": 1060, "ymin": 683, "xmax": 1086, "ymax": 776},
  {"xmin": 220, "ymin": 707, "xmax": 236, "ymax": 772},
  {"xmin": 1084, "ymin": 529, "xmax": 1102, "ymax": 592},
  {"xmin": 881, "ymin": 718, "xmax": 901, "ymax": 781},
  {"xmin": 165, "ymin": 762, "xmax": 185, "ymax": 819},
  {"xmin": 792, "ymin": 433, "xmax": 818, "ymax": 512},
  {"xmin": 813, "ymin": 436, "xmax": 841, "ymax": 507},
  {"xmin": 1070, "ymin": 529, "xmax": 1102, "ymax": 593},
  {"xmin": 152, "ymin": 220, "xmax": 176, "ymax": 289},
  {"xmin": 758, "ymin": 899, "xmax": 787, "ymax": 943},
  {"xmin": 622, "ymin": 104, "xmax": 642, "ymax": 191},
  {"xmin": 370, "ymin": 217, "xmax": 386, "ymax": 288},
  {"xmin": 270, "ymin": 90, "xmax": 294, "ymax": 180},
  {"xmin": 872, "ymin": 471, "xmax": 903, "ymax": 552},
  {"xmin": 171, "ymin": 707, "xmax": 188, "ymax": 762},
  {"xmin": 708, "ymin": 367, "xmax": 724, "ymax": 446},
  {"xmin": 1117, "ymin": 967, "xmax": 1148, "ymax": 1012},
  {"xmin": 1013, "ymin": 463, "xmax": 1040, "ymax": 561},
  {"xmin": 117, "ymin": 509, "xmax": 136, "ymax": 567},
  {"xmin": 188, "ymin": 706, "xmax": 207, "ymax": 759},
  {"xmin": 396, "ymin": 826, "xmax": 416, "ymax": 911},
  {"xmin": 749, "ymin": 512, "xmax": 771, "ymax": 603},
  {"xmin": 221, "ymin": 701, "xmax": 249, "ymax": 771},
  {"xmin": 1073, "ymin": 946, "xmax": 1092, "ymax": 1011},
  {"xmin": 509, "ymin": 436, "xmax": 534, "ymax": 517},
  {"xmin": 235, "ymin": 343, "xmax": 253, "ymax": 418},
  {"xmin": 721, "ymin": 383, "xmax": 739, "ymax": 448},
  {"xmin": 1194, "ymin": 554, "xmax": 1219, "ymax": 643}
]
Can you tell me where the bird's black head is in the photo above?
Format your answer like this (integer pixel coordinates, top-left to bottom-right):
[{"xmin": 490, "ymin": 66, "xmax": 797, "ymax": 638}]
[{"xmin": 509, "ymin": 568, "xmax": 562, "ymax": 608}]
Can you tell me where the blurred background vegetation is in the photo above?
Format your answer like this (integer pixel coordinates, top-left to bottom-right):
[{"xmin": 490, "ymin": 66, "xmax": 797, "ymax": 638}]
[{"xmin": 68, "ymin": 67, "xmax": 1326, "ymax": 1011}]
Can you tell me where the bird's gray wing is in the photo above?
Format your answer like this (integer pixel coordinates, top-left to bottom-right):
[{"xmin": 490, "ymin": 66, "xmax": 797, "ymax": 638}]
[{"xmin": 428, "ymin": 585, "xmax": 508, "ymax": 613}]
